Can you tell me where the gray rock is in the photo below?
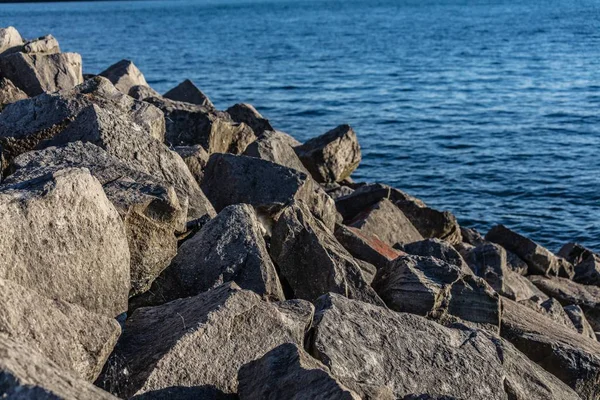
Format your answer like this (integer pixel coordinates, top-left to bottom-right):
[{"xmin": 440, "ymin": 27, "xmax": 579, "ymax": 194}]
[
  {"xmin": 348, "ymin": 198, "xmax": 423, "ymax": 247},
  {"xmin": 308, "ymin": 293, "xmax": 579, "ymax": 400},
  {"xmin": 334, "ymin": 223, "xmax": 404, "ymax": 270},
  {"xmin": 243, "ymin": 130, "xmax": 307, "ymax": 173},
  {"xmin": 372, "ymin": 255, "xmax": 500, "ymax": 332},
  {"xmin": 0, "ymin": 278, "xmax": 120, "ymax": 381},
  {"xmin": 22, "ymin": 34, "xmax": 60, "ymax": 55},
  {"xmin": 501, "ymin": 298, "xmax": 600, "ymax": 400},
  {"xmin": 99, "ymin": 59, "xmax": 148, "ymax": 94},
  {"xmin": 0, "ymin": 77, "xmax": 27, "ymax": 110},
  {"xmin": 464, "ymin": 243, "xmax": 508, "ymax": 293},
  {"xmin": 270, "ymin": 202, "xmax": 384, "ymax": 305},
  {"xmin": 519, "ymin": 297, "xmax": 577, "ymax": 332},
  {"xmin": 0, "ymin": 26, "xmax": 23, "ymax": 56},
  {"xmin": 0, "ymin": 52, "xmax": 83, "ymax": 96},
  {"xmin": 128, "ymin": 84, "xmax": 161, "ymax": 100},
  {"xmin": 335, "ymin": 183, "xmax": 423, "ymax": 220},
  {"xmin": 505, "ymin": 269, "xmax": 550, "ymax": 302},
  {"xmin": 164, "ymin": 79, "xmax": 214, "ymax": 108},
  {"xmin": 238, "ymin": 343, "xmax": 360, "ymax": 400},
  {"xmin": 226, "ymin": 103, "xmax": 274, "ymax": 136},
  {"xmin": 326, "ymin": 184, "xmax": 355, "ymax": 200},
  {"xmin": 173, "ymin": 144, "xmax": 209, "ymax": 184},
  {"xmin": 460, "ymin": 227, "xmax": 486, "ymax": 246},
  {"xmin": 574, "ymin": 253, "xmax": 600, "ymax": 286},
  {"xmin": 0, "ymin": 335, "xmax": 117, "ymax": 400},
  {"xmin": 0, "ymin": 168, "xmax": 130, "ymax": 317},
  {"xmin": 558, "ymin": 242, "xmax": 594, "ymax": 265},
  {"xmin": 99, "ymin": 283, "xmax": 313, "ymax": 398},
  {"xmin": 564, "ymin": 305, "xmax": 597, "ymax": 341},
  {"xmin": 506, "ymin": 250, "xmax": 529, "ymax": 275},
  {"xmin": 295, "ymin": 124, "xmax": 361, "ymax": 183},
  {"xmin": 403, "ymin": 238, "xmax": 468, "ymax": 271}
]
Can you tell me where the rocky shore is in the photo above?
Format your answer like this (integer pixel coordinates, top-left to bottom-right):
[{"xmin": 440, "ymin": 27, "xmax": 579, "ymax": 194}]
[{"xmin": 0, "ymin": 26, "xmax": 599, "ymax": 400}]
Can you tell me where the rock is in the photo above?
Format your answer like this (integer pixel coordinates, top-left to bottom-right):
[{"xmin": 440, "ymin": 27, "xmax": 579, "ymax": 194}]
[
  {"xmin": 486, "ymin": 225, "xmax": 573, "ymax": 277},
  {"xmin": 402, "ymin": 238, "xmax": 468, "ymax": 271},
  {"xmin": 0, "ymin": 77, "xmax": 27, "ymax": 109},
  {"xmin": 564, "ymin": 305, "xmax": 597, "ymax": 341},
  {"xmin": 308, "ymin": 293, "xmax": 579, "ymax": 400},
  {"xmin": 243, "ymin": 129, "xmax": 307, "ymax": 173},
  {"xmin": 0, "ymin": 52, "xmax": 83, "ymax": 96},
  {"xmin": 164, "ymin": 79, "xmax": 214, "ymax": 108},
  {"xmin": 519, "ymin": 297, "xmax": 577, "ymax": 332},
  {"xmin": 98, "ymin": 283, "xmax": 313, "ymax": 398},
  {"xmin": 372, "ymin": 255, "xmax": 500, "ymax": 332},
  {"xmin": 128, "ymin": 83, "xmax": 161, "ymax": 100},
  {"xmin": 0, "ymin": 278, "xmax": 120, "ymax": 381},
  {"xmin": 574, "ymin": 253, "xmax": 600, "ymax": 286},
  {"xmin": 99, "ymin": 59, "xmax": 148, "ymax": 94},
  {"xmin": 22, "ymin": 34, "xmax": 61, "ymax": 54},
  {"xmin": 237, "ymin": 343, "xmax": 360, "ymax": 400},
  {"xmin": 9, "ymin": 142, "xmax": 186, "ymax": 296},
  {"xmin": 0, "ymin": 168, "xmax": 130, "ymax": 317},
  {"xmin": 173, "ymin": 144, "xmax": 209, "ymax": 184},
  {"xmin": 0, "ymin": 335, "xmax": 117, "ymax": 400},
  {"xmin": 504, "ymin": 269, "xmax": 550, "ymax": 302},
  {"xmin": 226, "ymin": 103, "xmax": 274, "ymax": 136},
  {"xmin": 506, "ymin": 250, "xmax": 529, "ymax": 275},
  {"xmin": 334, "ymin": 223, "xmax": 404, "ymax": 270},
  {"xmin": 295, "ymin": 124, "xmax": 361, "ymax": 183},
  {"xmin": 501, "ymin": 298, "xmax": 600, "ymax": 399},
  {"xmin": 326, "ymin": 183, "xmax": 355, "ymax": 199},
  {"xmin": 335, "ymin": 183, "xmax": 423, "ymax": 220},
  {"xmin": 0, "ymin": 26, "xmax": 23, "ymax": 56},
  {"xmin": 558, "ymin": 242, "xmax": 593, "ymax": 264},
  {"xmin": 270, "ymin": 202, "xmax": 384, "ymax": 305},
  {"xmin": 460, "ymin": 227, "xmax": 486, "ymax": 246},
  {"xmin": 348, "ymin": 198, "xmax": 423, "ymax": 247}
]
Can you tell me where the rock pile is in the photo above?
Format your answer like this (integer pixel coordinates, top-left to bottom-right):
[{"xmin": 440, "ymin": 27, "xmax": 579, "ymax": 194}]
[{"xmin": 0, "ymin": 26, "xmax": 598, "ymax": 399}]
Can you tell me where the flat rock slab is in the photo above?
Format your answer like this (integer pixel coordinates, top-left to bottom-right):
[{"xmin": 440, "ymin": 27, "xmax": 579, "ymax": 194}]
[{"xmin": 164, "ymin": 79, "xmax": 214, "ymax": 108}]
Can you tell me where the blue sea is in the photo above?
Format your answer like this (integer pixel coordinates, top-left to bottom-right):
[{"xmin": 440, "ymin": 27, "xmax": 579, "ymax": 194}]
[{"xmin": 1, "ymin": 0, "xmax": 599, "ymax": 251}]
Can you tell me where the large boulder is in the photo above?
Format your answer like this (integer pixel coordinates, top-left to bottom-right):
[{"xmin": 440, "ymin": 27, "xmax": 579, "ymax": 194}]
[
  {"xmin": 0, "ymin": 52, "xmax": 83, "ymax": 96},
  {"xmin": 0, "ymin": 26, "xmax": 23, "ymax": 56},
  {"xmin": 243, "ymin": 129, "xmax": 307, "ymax": 173},
  {"xmin": 22, "ymin": 34, "xmax": 61, "ymax": 55},
  {"xmin": 0, "ymin": 335, "xmax": 117, "ymax": 400},
  {"xmin": 237, "ymin": 343, "xmax": 360, "ymax": 400},
  {"xmin": 173, "ymin": 144, "xmax": 209, "ymax": 184},
  {"xmin": 564, "ymin": 305, "xmax": 597, "ymax": 341},
  {"xmin": 0, "ymin": 77, "xmax": 27, "ymax": 110},
  {"xmin": 559, "ymin": 243, "xmax": 600, "ymax": 286},
  {"xmin": 372, "ymin": 255, "xmax": 500, "ymax": 332},
  {"xmin": 308, "ymin": 293, "xmax": 579, "ymax": 399},
  {"xmin": 501, "ymin": 298, "xmax": 600, "ymax": 400},
  {"xmin": 519, "ymin": 297, "xmax": 577, "ymax": 332},
  {"xmin": 99, "ymin": 59, "xmax": 148, "ymax": 94},
  {"xmin": 270, "ymin": 202, "xmax": 384, "ymax": 305},
  {"xmin": 334, "ymin": 223, "xmax": 404, "ymax": 270},
  {"xmin": 164, "ymin": 79, "xmax": 214, "ymax": 108},
  {"xmin": 402, "ymin": 238, "xmax": 468, "ymax": 271},
  {"xmin": 0, "ymin": 278, "xmax": 120, "ymax": 381},
  {"xmin": 0, "ymin": 168, "xmax": 130, "ymax": 317},
  {"xmin": 99, "ymin": 283, "xmax": 313, "ymax": 398},
  {"xmin": 295, "ymin": 124, "xmax": 361, "ymax": 183},
  {"xmin": 226, "ymin": 103, "xmax": 274, "ymax": 136}
]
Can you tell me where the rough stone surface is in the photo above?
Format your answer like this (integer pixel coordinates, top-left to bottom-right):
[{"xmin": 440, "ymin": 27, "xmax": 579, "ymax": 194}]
[
  {"xmin": 243, "ymin": 129, "xmax": 307, "ymax": 173},
  {"xmin": 372, "ymin": 255, "xmax": 500, "ymax": 331},
  {"xmin": 22, "ymin": 34, "xmax": 61, "ymax": 55},
  {"xmin": 564, "ymin": 305, "xmax": 597, "ymax": 341},
  {"xmin": 99, "ymin": 283, "xmax": 313, "ymax": 398},
  {"xmin": 558, "ymin": 242, "xmax": 594, "ymax": 266},
  {"xmin": 0, "ymin": 335, "xmax": 117, "ymax": 400},
  {"xmin": 295, "ymin": 124, "xmax": 361, "ymax": 183},
  {"xmin": 227, "ymin": 103, "xmax": 274, "ymax": 136},
  {"xmin": 0, "ymin": 26, "xmax": 23, "ymax": 56},
  {"xmin": 519, "ymin": 297, "xmax": 577, "ymax": 332},
  {"xmin": 0, "ymin": 77, "xmax": 27, "ymax": 109},
  {"xmin": 270, "ymin": 202, "xmax": 384, "ymax": 305},
  {"xmin": 574, "ymin": 253, "xmax": 600, "ymax": 286},
  {"xmin": 0, "ymin": 278, "xmax": 121, "ymax": 381},
  {"xmin": 403, "ymin": 238, "xmax": 468, "ymax": 271},
  {"xmin": 0, "ymin": 168, "xmax": 130, "ymax": 317},
  {"xmin": 238, "ymin": 343, "xmax": 360, "ymax": 400},
  {"xmin": 164, "ymin": 79, "xmax": 214, "ymax": 108},
  {"xmin": 504, "ymin": 269, "xmax": 549, "ymax": 302},
  {"xmin": 99, "ymin": 59, "xmax": 148, "ymax": 94},
  {"xmin": 0, "ymin": 52, "xmax": 83, "ymax": 96},
  {"xmin": 173, "ymin": 144, "xmax": 209, "ymax": 184},
  {"xmin": 501, "ymin": 298, "xmax": 600, "ymax": 400},
  {"xmin": 128, "ymin": 84, "xmax": 161, "ymax": 100},
  {"xmin": 334, "ymin": 223, "xmax": 404, "ymax": 270},
  {"xmin": 308, "ymin": 293, "xmax": 579, "ymax": 400}
]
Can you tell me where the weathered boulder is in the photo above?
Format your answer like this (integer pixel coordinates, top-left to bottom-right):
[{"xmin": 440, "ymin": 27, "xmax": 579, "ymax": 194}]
[
  {"xmin": 308, "ymin": 293, "xmax": 579, "ymax": 400},
  {"xmin": 0, "ymin": 26, "xmax": 23, "ymax": 56},
  {"xmin": 164, "ymin": 79, "xmax": 214, "ymax": 108},
  {"xmin": 348, "ymin": 198, "xmax": 423, "ymax": 247},
  {"xmin": 0, "ymin": 335, "xmax": 117, "ymax": 400},
  {"xmin": 295, "ymin": 124, "xmax": 361, "ymax": 183},
  {"xmin": 243, "ymin": 129, "xmax": 307, "ymax": 173},
  {"xmin": 22, "ymin": 34, "xmax": 60, "ymax": 54},
  {"xmin": 460, "ymin": 226, "xmax": 486, "ymax": 246},
  {"xmin": 0, "ymin": 52, "xmax": 83, "ymax": 96},
  {"xmin": 564, "ymin": 305, "xmax": 597, "ymax": 341},
  {"xmin": 99, "ymin": 59, "xmax": 148, "ymax": 94},
  {"xmin": 226, "ymin": 103, "xmax": 274, "ymax": 136},
  {"xmin": 335, "ymin": 183, "xmax": 423, "ymax": 220},
  {"xmin": 501, "ymin": 298, "xmax": 600, "ymax": 399},
  {"xmin": 0, "ymin": 77, "xmax": 27, "ymax": 109},
  {"xmin": 326, "ymin": 183, "xmax": 355, "ymax": 199},
  {"xmin": 334, "ymin": 223, "xmax": 404, "ymax": 270},
  {"xmin": 270, "ymin": 202, "xmax": 384, "ymax": 305},
  {"xmin": 519, "ymin": 297, "xmax": 577, "ymax": 332},
  {"xmin": 0, "ymin": 168, "xmax": 130, "ymax": 317},
  {"xmin": 0, "ymin": 278, "xmax": 120, "ymax": 381},
  {"xmin": 559, "ymin": 242, "xmax": 594, "ymax": 265},
  {"xmin": 173, "ymin": 144, "xmax": 209, "ymax": 184},
  {"xmin": 99, "ymin": 283, "xmax": 313, "ymax": 398},
  {"xmin": 402, "ymin": 238, "xmax": 468, "ymax": 271},
  {"xmin": 128, "ymin": 83, "xmax": 161, "ymax": 100},
  {"xmin": 504, "ymin": 269, "xmax": 549, "ymax": 302},
  {"xmin": 238, "ymin": 343, "xmax": 360, "ymax": 400},
  {"xmin": 558, "ymin": 243, "xmax": 600, "ymax": 286},
  {"xmin": 372, "ymin": 255, "xmax": 500, "ymax": 331}
]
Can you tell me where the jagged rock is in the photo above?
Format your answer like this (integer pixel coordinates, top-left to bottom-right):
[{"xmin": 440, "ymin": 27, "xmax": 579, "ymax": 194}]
[
  {"xmin": 0, "ymin": 168, "xmax": 130, "ymax": 317},
  {"xmin": 501, "ymin": 298, "xmax": 600, "ymax": 399},
  {"xmin": 173, "ymin": 144, "xmax": 209, "ymax": 184},
  {"xmin": 372, "ymin": 255, "xmax": 500, "ymax": 331},
  {"xmin": 0, "ymin": 52, "xmax": 83, "ymax": 96},
  {"xmin": 519, "ymin": 297, "xmax": 577, "ymax": 332},
  {"xmin": 575, "ymin": 254, "xmax": 600, "ymax": 286},
  {"xmin": 133, "ymin": 204, "xmax": 284, "ymax": 307},
  {"xmin": 270, "ymin": 202, "xmax": 384, "ymax": 305},
  {"xmin": 238, "ymin": 343, "xmax": 360, "ymax": 400},
  {"xmin": 0, "ymin": 26, "xmax": 23, "ymax": 56},
  {"xmin": 99, "ymin": 59, "xmax": 148, "ymax": 94},
  {"xmin": 335, "ymin": 183, "xmax": 423, "ymax": 220},
  {"xmin": 558, "ymin": 242, "xmax": 594, "ymax": 265},
  {"xmin": 529, "ymin": 275, "xmax": 600, "ymax": 333},
  {"xmin": 128, "ymin": 84, "xmax": 161, "ymax": 100},
  {"xmin": 164, "ymin": 79, "xmax": 214, "ymax": 108},
  {"xmin": 348, "ymin": 198, "xmax": 423, "ymax": 247},
  {"xmin": 402, "ymin": 238, "xmax": 468, "ymax": 271},
  {"xmin": 22, "ymin": 34, "xmax": 60, "ymax": 54},
  {"xmin": 308, "ymin": 293, "xmax": 579, "ymax": 400},
  {"xmin": 486, "ymin": 225, "xmax": 573, "ymax": 277},
  {"xmin": 0, "ymin": 77, "xmax": 27, "ymax": 109},
  {"xmin": 243, "ymin": 130, "xmax": 307, "ymax": 173},
  {"xmin": 505, "ymin": 269, "xmax": 549, "ymax": 302},
  {"xmin": 0, "ymin": 278, "xmax": 120, "ymax": 381},
  {"xmin": 506, "ymin": 250, "xmax": 529, "ymax": 275},
  {"xmin": 227, "ymin": 103, "xmax": 273, "ymax": 136},
  {"xmin": 326, "ymin": 183, "xmax": 354, "ymax": 199},
  {"xmin": 295, "ymin": 124, "xmax": 361, "ymax": 183},
  {"xmin": 460, "ymin": 227, "xmax": 486, "ymax": 245},
  {"xmin": 0, "ymin": 335, "xmax": 117, "ymax": 400},
  {"xmin": 9, "ymin": 142, "xmax": 185, "ymax": 296},
  {"xmin": 334, "ymin": 223, "xmax": 404, "ymax": 270},
  {"xmin": 564, "ymin": 305, "xmax": 597, "ymax": 341},
  {"xmin": 99, "ymin": 283, "xmax": 313, "ymax": 398}
]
